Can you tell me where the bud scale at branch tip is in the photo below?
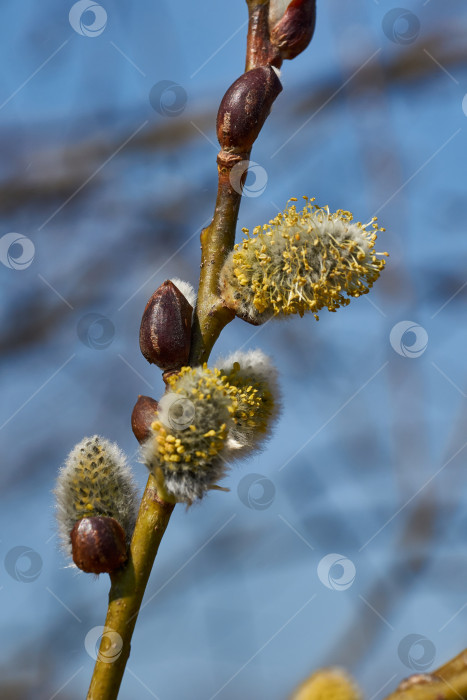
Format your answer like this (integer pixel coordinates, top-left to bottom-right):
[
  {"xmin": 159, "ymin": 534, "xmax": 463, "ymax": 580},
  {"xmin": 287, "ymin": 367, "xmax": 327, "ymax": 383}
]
[
  {"xmin": 269, "ymin": 0, "xmax": 317, "ymax": 61},
  {"xmin": 139, "ymin": 280, "xmax": 193, "ymax": 371}
]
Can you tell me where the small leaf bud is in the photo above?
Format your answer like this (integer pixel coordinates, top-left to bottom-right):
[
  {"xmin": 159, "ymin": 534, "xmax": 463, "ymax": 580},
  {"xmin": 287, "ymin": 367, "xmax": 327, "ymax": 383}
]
[
  {"xmin": 269, "ymin": 0, "xmax": 317, "ymax": 61},
  {"xmin": 70, "ymin": 515, "xmax": 127, "ymax": 574},
  {"xmin": 131, "ymin": 395, "xmax": 159, "ymax": 444},
  {"xmin": 216, "ymin": 66, "xmax": 282, "ymax": 153},
  {"xmin": 139, "ymin": 280, "xmax": 193, "ymax": 371}
]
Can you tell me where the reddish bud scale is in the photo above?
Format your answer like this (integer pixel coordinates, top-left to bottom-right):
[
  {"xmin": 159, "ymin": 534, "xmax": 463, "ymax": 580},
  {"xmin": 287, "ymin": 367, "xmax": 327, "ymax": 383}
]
[
  {"xmin": 139, "ymin": 280, "xmax": 192, "ymax": 371},
  {"xmin": 216, "ymin": 66, "xmax": 283, "ymax": 153},
  {"xmin": 270, "ymin": 0, "xmax": 316, "ymax": 60},
  {"xmin": 70, "ymin": 516, "xmax": 127, "ymax": 574},
  {"xmin": 131, "ymin": 394, "xmax": 159, "ymax": 444}
]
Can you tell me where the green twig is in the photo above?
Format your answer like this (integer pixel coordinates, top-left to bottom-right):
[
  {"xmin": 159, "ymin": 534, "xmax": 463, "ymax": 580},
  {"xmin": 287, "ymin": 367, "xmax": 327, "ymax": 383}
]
[{"xmin": 87, "ymin": 474, "xmax": 174, "ymax": 699}]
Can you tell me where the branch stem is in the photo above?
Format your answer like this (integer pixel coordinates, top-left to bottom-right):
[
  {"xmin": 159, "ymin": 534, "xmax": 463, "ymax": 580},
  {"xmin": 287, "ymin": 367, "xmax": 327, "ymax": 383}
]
[
  {"xmin": 188, "ymin": 158, "xmax": 244, "ymax": 366},
  {"xmin": 246, "ymin": 0, "xmax": 280, "ymax": 71},
  {"xmin": 87, "ymin": 474, "xmax": 174, "ymax": 700}
]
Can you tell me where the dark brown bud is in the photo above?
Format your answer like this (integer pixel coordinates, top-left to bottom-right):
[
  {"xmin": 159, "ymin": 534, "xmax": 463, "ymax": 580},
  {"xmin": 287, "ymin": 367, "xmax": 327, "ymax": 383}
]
[
  {"xmin": 131, "ymin": 394, "xmax": 159, "ymax": 444},
  {"xmin": 139, "ymin": 280, "xmax": 192, "ymax": 371},
  {"xmin": 216, "ymin": 66, "xmax": 283, "ymax": 152},
  {"xmin": 270, "ymin": 0, "xmax": 316, "ymax": 60},
  {"xmin": 70, "ymin": 516, "xmax": 127, "ymax": 574}
]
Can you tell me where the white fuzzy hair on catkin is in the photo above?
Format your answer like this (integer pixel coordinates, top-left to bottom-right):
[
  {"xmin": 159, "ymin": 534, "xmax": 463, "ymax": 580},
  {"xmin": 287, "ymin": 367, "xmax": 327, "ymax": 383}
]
[{"xmin": 170, "ymin": 278, "xmax": 197, "ymax": 308}]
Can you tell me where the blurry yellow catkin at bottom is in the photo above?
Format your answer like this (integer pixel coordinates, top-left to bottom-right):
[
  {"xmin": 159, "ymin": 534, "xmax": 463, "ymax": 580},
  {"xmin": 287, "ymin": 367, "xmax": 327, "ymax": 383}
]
[{"xmin": 290, "ymin": 668, "xmax": 362, "ymax": 700}]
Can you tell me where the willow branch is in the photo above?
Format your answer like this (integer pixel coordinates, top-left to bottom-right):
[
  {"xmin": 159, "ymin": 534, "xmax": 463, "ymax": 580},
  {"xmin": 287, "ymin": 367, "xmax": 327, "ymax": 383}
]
[
  {"xmin": 87, "ymin": 2, "xmax": 298, "ymax": 697},
  {"xmin": 189, "ymin": 0, "xmax": 280, "ymax": 366}
]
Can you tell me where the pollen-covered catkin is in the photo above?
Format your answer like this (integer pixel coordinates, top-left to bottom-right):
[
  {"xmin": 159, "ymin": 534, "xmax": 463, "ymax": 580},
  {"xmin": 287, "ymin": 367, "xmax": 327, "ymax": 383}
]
[
  {"xmin": 141, "ymin": 365, "xmax": 235, "ymax": 504},
  {"xmin": 290, "ymin": 668, "xmax": 362, "ymax": 700},
  {"xmin": 217, "ymin": 349, "xmax": 281, "ymax": 457},
  {"xmin": 55, "ymin": 436, "xmax": 139, "ymax": 560},
  {"xmin": 219, "ymin": 197, "xmax": 388, "ymax": 325}
]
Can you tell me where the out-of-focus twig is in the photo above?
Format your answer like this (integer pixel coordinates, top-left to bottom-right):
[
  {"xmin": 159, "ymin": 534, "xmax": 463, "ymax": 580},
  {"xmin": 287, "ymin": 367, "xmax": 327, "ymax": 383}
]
[{"xmin": 384, "ymin": 648, "xmax": 467, "ymax": 700}]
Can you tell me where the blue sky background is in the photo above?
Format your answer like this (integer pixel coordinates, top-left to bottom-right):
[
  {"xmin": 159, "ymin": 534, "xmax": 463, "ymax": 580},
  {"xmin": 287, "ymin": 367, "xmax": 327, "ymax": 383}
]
[{"xmin": 1, "ymin": 1, "xmax": 467, "ymax": 698}]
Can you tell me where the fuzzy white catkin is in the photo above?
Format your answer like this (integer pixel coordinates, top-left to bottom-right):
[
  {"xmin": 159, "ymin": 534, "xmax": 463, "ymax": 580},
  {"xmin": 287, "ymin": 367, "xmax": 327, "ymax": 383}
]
[
  {"xmin": 54, "ymin": 435, "xmax": 139, "ymax": 559},
  {"xmin": 141, "ymin": 365, "xmax": 234, "ymax": 504},
  {"xmin": 219, "ymin": 198, "xmax": 387, "ymax": 325},
  {"xmin": 216, "ymin": 349, "xmax": 281, "ymax": 458},
  {"xmin": 170, "ymin": 278, "xmax": 197, "ymax": 307},
  {"xmin": 141, "ymin": 354, "xmax": 281, "ymax": 502}
]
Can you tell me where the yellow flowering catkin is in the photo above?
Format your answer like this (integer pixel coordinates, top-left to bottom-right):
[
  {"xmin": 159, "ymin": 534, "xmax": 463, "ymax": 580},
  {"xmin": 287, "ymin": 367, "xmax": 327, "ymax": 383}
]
[
  {"xmin": 218, "ymin": 349, "xmax": 280, "ymax": 458},
  {"xmin": 141, "ymin": 354, "xmax": 280, "ymax": 502},
  {"xmin": 220, "ymin": 197, "xmax": 388, "ymax": 324},
  {"xmin": 55, "ymin": 436, "xmax": 139, "ymax": 559},
  {"xmin": 290, "ymin": 668, "xmax": 362, "ymax": 700},
  {"xmin": 141, "ymin": 365, "xmax": 235, "ymax": 503}
]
